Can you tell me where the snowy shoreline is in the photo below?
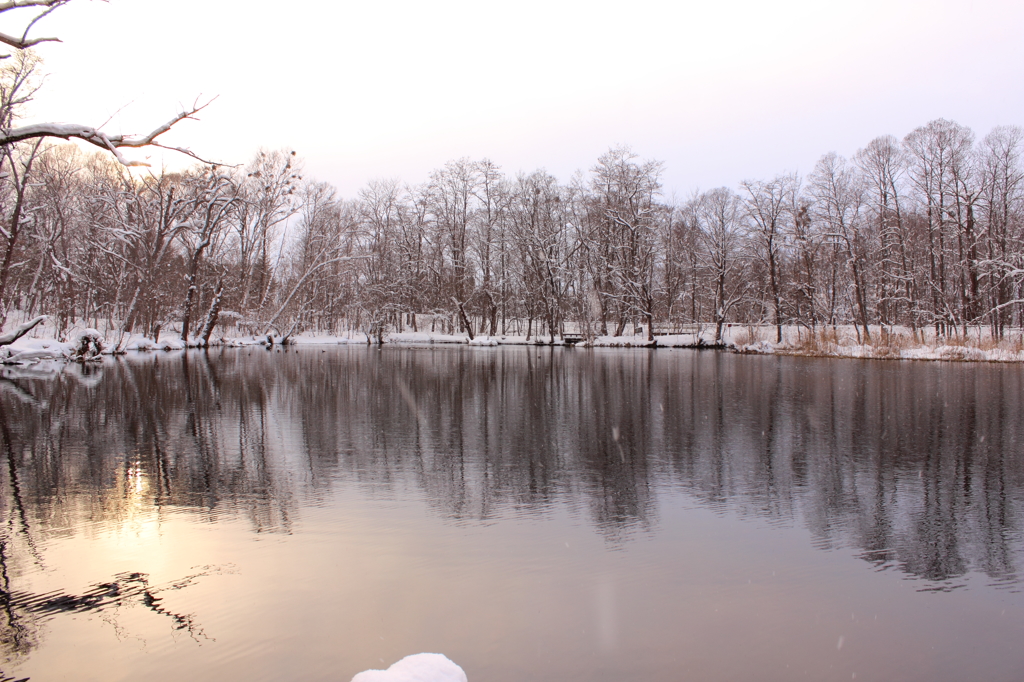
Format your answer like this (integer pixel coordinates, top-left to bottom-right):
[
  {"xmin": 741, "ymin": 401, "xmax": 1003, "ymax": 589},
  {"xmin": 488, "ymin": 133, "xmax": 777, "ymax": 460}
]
[{"xmin": 3, "ymin": 318, "xmax": 1024, "ymax": 365}]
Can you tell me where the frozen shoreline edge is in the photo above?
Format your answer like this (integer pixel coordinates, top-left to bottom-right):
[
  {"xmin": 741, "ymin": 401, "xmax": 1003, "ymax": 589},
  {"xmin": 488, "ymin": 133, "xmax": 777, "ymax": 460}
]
[{"xmin": 4, "ymin": 329, "xmax": 1024, "ymax": 365}]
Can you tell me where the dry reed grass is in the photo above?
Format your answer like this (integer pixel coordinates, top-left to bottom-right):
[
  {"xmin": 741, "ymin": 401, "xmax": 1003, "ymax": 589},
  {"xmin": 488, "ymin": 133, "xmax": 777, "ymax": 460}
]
[
  {"xmin": 731, "ymin": 323, "xmax": 1024, "ymax": 361},
  {"xmin": 791, "ymin": 326, "xmax": 840, "ymax": 355},
  {"xmin": 731, "ymin": 326, "xmax": 767, "ymax": 347},
  {"xmin": 793, "ymin": 326, "xmax": 1024, "ymax": 359},
  {"xmin": 939, "ymin": 331, "xmax": 1024, "ymax": 353}
]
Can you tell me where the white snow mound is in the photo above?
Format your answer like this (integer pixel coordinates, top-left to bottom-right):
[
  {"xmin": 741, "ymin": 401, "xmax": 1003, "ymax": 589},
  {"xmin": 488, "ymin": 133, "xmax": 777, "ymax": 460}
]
[
  {"xmin": 467, "ymin": 336, "xmax": 498, "ymax": 346},
  {"xmin": 350, "ymin": 653, "xmax": 467, "ymax": 682}
]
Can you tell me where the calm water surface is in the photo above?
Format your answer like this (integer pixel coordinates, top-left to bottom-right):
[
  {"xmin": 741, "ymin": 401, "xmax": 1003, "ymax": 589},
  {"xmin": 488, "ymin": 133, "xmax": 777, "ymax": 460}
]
[{"xmin": 1, "ymin": 346, "xmax": 1023, "ymax": 681}]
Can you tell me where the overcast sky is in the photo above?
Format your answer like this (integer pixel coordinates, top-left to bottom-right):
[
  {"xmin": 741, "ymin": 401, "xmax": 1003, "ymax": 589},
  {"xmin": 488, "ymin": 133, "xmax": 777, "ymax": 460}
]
[{"xmin": 16, "ymin": 0, "xmax": 1024, "ymax": 198}]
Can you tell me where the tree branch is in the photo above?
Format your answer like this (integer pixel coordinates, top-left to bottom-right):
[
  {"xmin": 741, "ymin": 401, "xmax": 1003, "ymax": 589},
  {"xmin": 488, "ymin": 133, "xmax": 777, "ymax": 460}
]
[
  {"xmin": 0, "ymin": 0, "xmax": 66, "ymax": 11},
  {"xmin": 0, "ymin": 0, "xmax": 67, "ymax": 55},
  {"xmin": 0, "ymin": 2, "xmax": 215, "ymax": 166},
  {"xmin": 0, "ymin": 99, "xmax": 221, "ymax": 166},
  {"xmin": 0, "ymin": 28, "xmax": 59, "ymax": 50}
]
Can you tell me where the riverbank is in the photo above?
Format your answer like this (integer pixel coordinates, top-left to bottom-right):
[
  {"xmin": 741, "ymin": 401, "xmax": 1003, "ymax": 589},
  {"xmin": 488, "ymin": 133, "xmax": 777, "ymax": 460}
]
[
  {"xmin": 3, "ymin": 316, "xmax": 1023, "ymax": 364},
  {"xmin": 730, "ymin": 325, "xmax": 1024, "ymax": 363}
]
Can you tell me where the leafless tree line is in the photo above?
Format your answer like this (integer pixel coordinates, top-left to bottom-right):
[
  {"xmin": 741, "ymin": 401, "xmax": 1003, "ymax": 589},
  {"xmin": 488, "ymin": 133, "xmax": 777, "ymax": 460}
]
[
  {"xmin": 2, "ymin": 116, "xmax": 1022, "ymax": 345},
  {"xmin": 0, "ymin": 2, "xmax": 1022, "ymax": 346}
]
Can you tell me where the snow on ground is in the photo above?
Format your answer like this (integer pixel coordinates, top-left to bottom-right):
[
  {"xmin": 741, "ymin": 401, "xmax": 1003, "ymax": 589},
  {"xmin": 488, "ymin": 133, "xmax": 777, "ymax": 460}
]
[
  {"xmin": 590, "ymin": 331, "xmax": 723, "ymax": 347},
  {"xmin": 2, "ymin": 314, "xmax": 1023, "ymax": 364},
  {"xmin": 388, "ymin": 332, "xmax": 470, "ymax": 345},
  {"xmin": 350, "ymin": 653, "xmax": 467, "ymax": 682},
  {"xmin": 287, "ymin": 332, "xmax": 368, "ymax": 345},
  {"xmin": 590, "ymin": 334, "xmax": 653, "ymax": 347},
  {"xmin": 732, "ymin": 326, "xmax": 1024, "ymax": 362},
  {"xmin": 122, "ymin": 333, "xmax": 186, "ymax": 351},
  {"xmin": 467, "ymin": 336, "xmax": 499, "ymax": 346},
  {"xmin": 1, "ymin": 336, "xmax": 73, "ymax": 362},
  {"xmin": 735, "ymin": 340, "xmax": 1024, "ymax": 362}
]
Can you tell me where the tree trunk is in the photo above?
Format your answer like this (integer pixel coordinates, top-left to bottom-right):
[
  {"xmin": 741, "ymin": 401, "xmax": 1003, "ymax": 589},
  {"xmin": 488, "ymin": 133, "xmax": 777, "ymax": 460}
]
[
  {"xmin": 454, "ymin": 299, "xmax": 474, "ymax": 340},
  {"xmin": 199, "ymin": 283, "xmax": 224, "ymax": 347}
]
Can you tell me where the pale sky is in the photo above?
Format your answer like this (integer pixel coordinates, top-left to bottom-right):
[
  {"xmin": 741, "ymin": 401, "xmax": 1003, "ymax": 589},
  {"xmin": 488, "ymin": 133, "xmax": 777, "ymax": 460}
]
[{"xmin": 15, "ymin": 0, "xmax": 1024, "ymax": 198}]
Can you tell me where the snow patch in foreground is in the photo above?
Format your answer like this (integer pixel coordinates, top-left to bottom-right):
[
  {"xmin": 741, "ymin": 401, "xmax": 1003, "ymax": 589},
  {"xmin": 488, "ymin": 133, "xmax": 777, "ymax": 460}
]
[{"xmin": 350, "ymin": 653, "xmax": 467, "ymax": 682}]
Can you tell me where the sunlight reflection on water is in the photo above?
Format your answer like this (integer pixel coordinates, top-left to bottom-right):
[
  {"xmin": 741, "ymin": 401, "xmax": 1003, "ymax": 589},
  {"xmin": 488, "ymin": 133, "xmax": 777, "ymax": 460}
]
[{"xmin": 1, "ymin": 346, "xmax": 1023, "ymax": 681}]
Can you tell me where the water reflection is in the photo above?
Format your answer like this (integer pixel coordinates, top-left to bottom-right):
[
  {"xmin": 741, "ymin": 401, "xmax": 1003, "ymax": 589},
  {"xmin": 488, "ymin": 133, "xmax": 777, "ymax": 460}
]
[{"xmin": 1, "ymin": 347, "xmax": 1023, "ymax": 665}]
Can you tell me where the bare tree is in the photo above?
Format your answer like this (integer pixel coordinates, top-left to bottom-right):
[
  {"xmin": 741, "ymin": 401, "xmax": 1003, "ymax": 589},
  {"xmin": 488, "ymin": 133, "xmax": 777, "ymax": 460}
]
[
  {"xmin": 0, "ymin": 1, "xmax": 213, "ymax": 166},
  {"xmin": 357, "ymin": 178, "xmax": 405, "ymax": 341},
  {"xmin": 587, "ymin": 146, "xmax": 663, "ymax": 339},
  {"xmin": 230, "ymin": 150, "xmax": 302, "ymax": 327},
  {"xmin": 0, "ymin": 50, "xmax": 42, "ymax": 325},
  {"xmin": 114, "ymin": 171, "xmax": 200, "ymax": 342},
  {"xmin": 903, "ymin": 119, "xmax": 977, "ymax": 334},
  {"xmin": 809, "ymin": 153, "xmax": 872, "ymax": 342},
  {"xmin": 741, "ymin": 174, "xmax": 796, "ymax": 342},
  {"xmin": 0, "ymin": 0, "xmax": 219, "ymax": 335},
  {"xmin": 787, "ymin": 191, "xmax": 821, "ymax": 330},
  {"xmin": 660, "ymin": 202, "xmax": 701, "ymax": 332},
  {"xmin": 267, "ymin": 182, "xmax": 358, "ymax": 340},
  {"xmin": 472, "ymin": 159, "xmax": 508, "ymax": 336},
  {"xmin": 12, "ymin": 143, "xmax": 88, "ymax": 335},
  {"xmin": 856, "ymin": 135, "xmax": 916, "ymax": 329},
  {"xmin": 508, "ymin": 170, "xmax": 577, "ymax": 342},
  {"xmin": 179, "ymin": 169, "xmax": 237, "ymax": 343},
  {"xmin": 976, "ymin": 126, "xmax": 1024, "ymax": 335},
  {"xmin": 424, "ymin": 159, "xmax": 479, "ymax": 337},
  {"xmin": 0, "ymin": 138, "xmax": 40, "ymax": 326},
  {"xmin": 687, "ymin": 187, "xmax": 747, "ymax": 345}
]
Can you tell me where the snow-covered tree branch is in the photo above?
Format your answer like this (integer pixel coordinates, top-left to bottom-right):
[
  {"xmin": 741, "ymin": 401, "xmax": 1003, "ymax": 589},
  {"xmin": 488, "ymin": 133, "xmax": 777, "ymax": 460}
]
[
  {"xmin": 0, "ymin": 101, "xmax": 216, "ymax": 167},
  {"xmin": 0, "ymin": 311, "xmax": 42, "ymax": 344},
  {"xmin": 0, "ymin": 0, "xmax": 213, "ymax": 167},
  {"xmin": 0, "ymin": 0, "xmax": 66, "ymax": 57}
]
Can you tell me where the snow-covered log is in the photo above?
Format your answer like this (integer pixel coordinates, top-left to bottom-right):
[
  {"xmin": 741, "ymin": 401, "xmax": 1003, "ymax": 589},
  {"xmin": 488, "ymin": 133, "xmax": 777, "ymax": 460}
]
[
  {"xmin": 2, "ymin": 347, "xmax": 62, "ymax": 363},
  {"xmin": 0, "ymin": 314, "xmax": 45, "ymax": 346}
]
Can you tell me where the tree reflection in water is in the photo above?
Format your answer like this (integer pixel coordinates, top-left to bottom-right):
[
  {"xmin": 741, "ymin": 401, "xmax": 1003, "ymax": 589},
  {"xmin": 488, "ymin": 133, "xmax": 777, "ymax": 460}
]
[{"xmin": 1, "ymin": 347, "xmax": 1023, "ymax": 662}]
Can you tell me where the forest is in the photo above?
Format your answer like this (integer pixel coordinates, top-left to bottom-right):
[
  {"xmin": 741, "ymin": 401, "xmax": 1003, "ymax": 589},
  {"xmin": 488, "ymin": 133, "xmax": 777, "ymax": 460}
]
[{"xmin": 1, "ymin": 62, "xmax": 1022, "ymax": 347}]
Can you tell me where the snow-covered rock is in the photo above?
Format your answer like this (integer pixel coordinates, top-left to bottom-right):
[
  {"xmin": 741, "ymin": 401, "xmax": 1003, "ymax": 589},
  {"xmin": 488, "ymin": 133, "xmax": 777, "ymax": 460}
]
[
  {"xmin": 68, "ymin": 329, "xmax": 104, "ymax": 360},
  {"xmin": 350, "ymin": 653, "xmax": 467, "ymax": 682}
]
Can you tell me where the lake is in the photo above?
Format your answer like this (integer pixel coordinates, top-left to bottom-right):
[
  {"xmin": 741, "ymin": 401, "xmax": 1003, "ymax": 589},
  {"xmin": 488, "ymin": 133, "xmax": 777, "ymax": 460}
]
[{"xmin": 1, "ymin": 346, "xmax": 1023, "ymax": 681}]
